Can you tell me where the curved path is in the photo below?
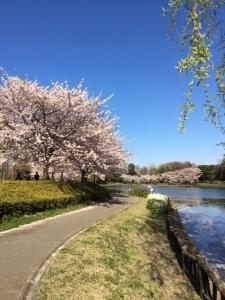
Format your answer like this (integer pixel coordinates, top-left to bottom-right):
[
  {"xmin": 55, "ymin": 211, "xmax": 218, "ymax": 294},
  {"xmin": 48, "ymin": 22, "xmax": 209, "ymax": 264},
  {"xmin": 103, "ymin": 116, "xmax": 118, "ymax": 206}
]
[{"xmin": 0, "ymin": 196, "xmax": 134, "ymax": 300}]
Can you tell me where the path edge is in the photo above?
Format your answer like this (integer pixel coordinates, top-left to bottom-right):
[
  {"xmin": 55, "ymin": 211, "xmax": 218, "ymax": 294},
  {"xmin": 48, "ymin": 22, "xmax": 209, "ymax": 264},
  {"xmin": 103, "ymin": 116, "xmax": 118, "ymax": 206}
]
[
  {"xmin": 21, "ymin": 198, "xmax": 136, "ymax": 300},
  {"xmin": 0, "ymin": 205, "xmax": 94, "ymax": 237}
]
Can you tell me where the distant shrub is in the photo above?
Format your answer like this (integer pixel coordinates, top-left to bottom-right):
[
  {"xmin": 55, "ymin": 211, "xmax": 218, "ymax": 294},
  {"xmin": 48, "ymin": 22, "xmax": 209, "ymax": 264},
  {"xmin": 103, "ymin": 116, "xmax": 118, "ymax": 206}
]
[
  {"xmin": 129, "ymin": 187, "xmax": 148, "ymax": 198},
  {"xmin": 146, "ymin": 193, "xmax": 169, "ymax": 216},
  {"xmin": 0, "ymin": 181, "xmax": 111, "ymax": 219}
]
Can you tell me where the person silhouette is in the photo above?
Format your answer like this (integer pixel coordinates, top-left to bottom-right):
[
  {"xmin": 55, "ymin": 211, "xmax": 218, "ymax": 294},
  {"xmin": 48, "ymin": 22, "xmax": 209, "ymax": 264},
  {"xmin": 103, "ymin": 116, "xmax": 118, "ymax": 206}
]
[
  {"xmin": 34, "ymin": 172, "xmax": 40, "ymax": 181},
  {"xmin": 16, "ymin": 170, "xmax": 22, "ymax": 180}
]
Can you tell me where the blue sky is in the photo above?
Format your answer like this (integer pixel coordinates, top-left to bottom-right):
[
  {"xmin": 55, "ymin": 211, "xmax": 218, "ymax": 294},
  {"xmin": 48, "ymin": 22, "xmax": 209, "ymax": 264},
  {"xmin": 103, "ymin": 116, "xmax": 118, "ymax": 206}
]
[{"xmin": 1, "ymin": 0, "xmax": 224, "ymax": 166}]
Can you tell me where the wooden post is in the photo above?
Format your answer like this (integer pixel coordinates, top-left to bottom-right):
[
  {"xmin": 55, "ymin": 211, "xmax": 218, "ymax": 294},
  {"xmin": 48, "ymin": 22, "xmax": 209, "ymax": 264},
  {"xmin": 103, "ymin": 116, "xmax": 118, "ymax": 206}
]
[{"xmin": 167, "ymin": 206, "xmax": 225, "ymax": 300}]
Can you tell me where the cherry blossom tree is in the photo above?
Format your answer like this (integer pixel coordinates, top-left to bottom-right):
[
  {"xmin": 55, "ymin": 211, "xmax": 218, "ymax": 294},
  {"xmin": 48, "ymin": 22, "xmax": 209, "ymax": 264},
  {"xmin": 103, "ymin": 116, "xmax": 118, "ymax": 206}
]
[
  {"xmin": 0, "ymin": 71, "xmax": 127, "ymax": 182},
  {"xmin": 0, "ymin": 75, "xmax": 67, "ymax": 178},
  {"xmin": 63, "ymin": 96, "xmax": 127, "ymax": 183},
  {"xmin": 121, "ymin": 167, "xmax": 202, "ymax": 185},
  {"xmin": 159, "ymin": 167, "xmax": 203, "ymax": 184}
]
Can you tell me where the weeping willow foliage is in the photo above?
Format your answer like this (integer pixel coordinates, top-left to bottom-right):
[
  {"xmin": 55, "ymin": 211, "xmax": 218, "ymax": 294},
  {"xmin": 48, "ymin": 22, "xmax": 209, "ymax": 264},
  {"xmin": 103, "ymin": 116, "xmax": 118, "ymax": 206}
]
[{"xmin": 164, "ymin": 0, "xmax": 225, "ymax": 131}]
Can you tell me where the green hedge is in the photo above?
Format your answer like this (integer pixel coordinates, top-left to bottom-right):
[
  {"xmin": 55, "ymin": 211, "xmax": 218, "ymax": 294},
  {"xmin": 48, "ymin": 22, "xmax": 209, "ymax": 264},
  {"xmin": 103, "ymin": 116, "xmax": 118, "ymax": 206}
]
[
  {"xmin": 146, "ymin": 194, "xmax": 169, "ymax": 216},
  {"xmin": 0, "ymin": 181, "xmax": 111, "ymax": 219}
]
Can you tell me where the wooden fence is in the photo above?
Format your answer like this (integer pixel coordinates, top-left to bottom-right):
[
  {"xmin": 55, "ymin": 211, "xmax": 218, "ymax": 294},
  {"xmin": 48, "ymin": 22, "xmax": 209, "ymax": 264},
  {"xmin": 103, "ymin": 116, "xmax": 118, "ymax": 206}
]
[{"xmin": 167, "ymin": 206, "xmax": 225, "ymax": 300}]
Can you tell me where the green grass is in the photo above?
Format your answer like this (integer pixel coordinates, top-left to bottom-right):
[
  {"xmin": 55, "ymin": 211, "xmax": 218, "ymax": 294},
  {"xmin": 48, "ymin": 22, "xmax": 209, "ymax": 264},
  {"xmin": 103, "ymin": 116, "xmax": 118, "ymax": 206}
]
[
  {"xmin": 0, "ymin": 181, "xmax": 73, "ymax": 203},
  {"xmin": 38, "ymin": 198, "xmax": 199, "ymax": 300},
  {"xmin": 0, "ymin": 203, "xmax": 87, "ymax": 232},
  {"xmin": 0, "ymin": 181, "xmax": 110, "ymax": 204},
  {"xmin": 0, "ymin": 181, "xmax": 111, "ymax": 230}
]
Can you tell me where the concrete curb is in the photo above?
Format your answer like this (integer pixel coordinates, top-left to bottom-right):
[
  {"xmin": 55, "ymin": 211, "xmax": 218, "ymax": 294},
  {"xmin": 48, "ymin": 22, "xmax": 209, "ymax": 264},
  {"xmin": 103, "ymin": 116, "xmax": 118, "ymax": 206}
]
[{"xmin": 0, "ymin": 205, "xmax": 95, "ymax": 237}]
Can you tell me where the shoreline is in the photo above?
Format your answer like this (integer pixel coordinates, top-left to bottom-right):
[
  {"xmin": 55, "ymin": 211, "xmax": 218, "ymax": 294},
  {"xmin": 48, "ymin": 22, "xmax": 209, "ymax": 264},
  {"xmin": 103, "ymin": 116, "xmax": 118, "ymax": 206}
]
[
  {"xmin": 102, "ymin": 182, "xmax": 225, "ymax": 189},
  {"xmin": 38, "ymin": 198, "xmax": 199, "ymax": 300}
]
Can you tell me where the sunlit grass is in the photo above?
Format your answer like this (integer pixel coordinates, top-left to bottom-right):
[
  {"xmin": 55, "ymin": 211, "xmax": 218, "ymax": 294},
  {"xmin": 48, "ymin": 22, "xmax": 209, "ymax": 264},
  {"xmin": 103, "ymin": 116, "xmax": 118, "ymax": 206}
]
[
  {"xmin": 38, "ymin": 198, "xmax": 199, "ymax": 300},
  {"xmin": 0, "ymin": 181, "xmax": 73, "ymax": 202},
  {"xmin": 0, "ymin": 203, "xmax": 87, "ymax": 232},
  {"xmin": 0, "ymin": 181, "xmax": 110, "ymax": 231}
]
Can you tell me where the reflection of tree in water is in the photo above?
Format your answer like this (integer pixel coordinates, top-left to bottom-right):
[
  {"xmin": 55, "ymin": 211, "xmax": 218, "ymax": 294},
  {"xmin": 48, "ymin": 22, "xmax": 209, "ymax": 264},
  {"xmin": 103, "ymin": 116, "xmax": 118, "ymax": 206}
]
[{"xmin": 179, "ymin": 204, "xmax": 225, "ymax": 281}]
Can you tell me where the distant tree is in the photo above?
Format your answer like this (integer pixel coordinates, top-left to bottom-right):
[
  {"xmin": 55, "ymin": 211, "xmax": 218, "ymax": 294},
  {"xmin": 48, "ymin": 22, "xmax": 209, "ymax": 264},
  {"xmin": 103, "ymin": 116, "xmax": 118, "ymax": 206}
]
[
  {"xmin": 121, "ymin": 167, "xmax": 202, "ymax": 185},
  {"xmin": 198, "ymin": 165, "xmax": 217, "ymax": 181},
  {"xmin": 139, "ymin": 167, "xmax": 149, "ymax": 175},
  {"xmin": 219, "ymin": 157, "xmax": 225, "ymax": 180},
  {"xmin": 213, "ymin": 164, "xmax": 225, "ymax": 181},
  {"xmin": 160, "ymin": 167, "xmax": 202, "ymax": 184},
  {"xmin": 166, "ymin": 161, "xmax": 193, "ymax": 171},
  {"xmin": 158, "ymin": 161, "xmax": 193, "ymax": 173},
  {"xmin": 213, "ymin": 157, "xmax": 225, "ymax": 180},
  {"xmin": 148, "ymin": 164, "xmax": 158, "ymax": 175},
  {"xmin": 128, "ymin": 163, "xmax": 136, "ymax": 175},
  {"xmin": 158, "ymin": 164, "xmax": 167, "ymax": 174}
]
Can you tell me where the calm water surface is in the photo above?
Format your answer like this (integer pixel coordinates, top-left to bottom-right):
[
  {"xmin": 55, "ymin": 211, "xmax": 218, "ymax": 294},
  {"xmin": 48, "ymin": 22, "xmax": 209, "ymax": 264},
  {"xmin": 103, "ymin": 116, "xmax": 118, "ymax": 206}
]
[
  {"xmin": 106, "ymin": 183, "xmax": 225, "ymax": 200},
  {"xmin": 179, "ymin": 204, "xmax": 225, "ymax": 279},
  {"xmin": 106, "ymin": 184, "xmax": 225, "ymax": 280}
]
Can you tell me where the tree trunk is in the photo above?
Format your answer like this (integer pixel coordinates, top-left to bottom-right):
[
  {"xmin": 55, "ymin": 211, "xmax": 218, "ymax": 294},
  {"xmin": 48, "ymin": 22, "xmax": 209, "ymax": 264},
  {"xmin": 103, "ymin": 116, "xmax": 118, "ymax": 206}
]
[
  {"xmin": 43, "ymin": 165, "xmax": 50, "ymax": 180},
  {"xmin": 60, "ymin": 171, "xmax": 64, "ymax": 182},
  {"xmin": 81, "ymin": 170, "xmax": 87, "ymax": 184},
  {"xmin": 51, "ymin": 171, "xmax": 55, "ymax": 181}
]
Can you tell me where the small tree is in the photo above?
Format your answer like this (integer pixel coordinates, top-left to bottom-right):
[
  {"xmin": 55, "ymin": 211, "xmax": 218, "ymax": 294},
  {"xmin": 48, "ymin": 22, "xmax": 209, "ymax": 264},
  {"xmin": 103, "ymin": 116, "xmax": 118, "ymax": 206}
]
[
  {"xmin": 139, "ymin": 167, "xmax": 149, "ymax": 175},
  {"xmin": 128, "ymin": 163, "xmax": 136, "ymax": 175}
]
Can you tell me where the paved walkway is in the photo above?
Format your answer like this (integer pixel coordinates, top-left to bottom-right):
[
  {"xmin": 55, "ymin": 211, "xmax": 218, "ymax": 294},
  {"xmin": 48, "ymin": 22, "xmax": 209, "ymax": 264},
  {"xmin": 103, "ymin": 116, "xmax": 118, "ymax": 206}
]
[{"xmin": 0, "ymin": 196, "xmax": 133, "ymax": 300}]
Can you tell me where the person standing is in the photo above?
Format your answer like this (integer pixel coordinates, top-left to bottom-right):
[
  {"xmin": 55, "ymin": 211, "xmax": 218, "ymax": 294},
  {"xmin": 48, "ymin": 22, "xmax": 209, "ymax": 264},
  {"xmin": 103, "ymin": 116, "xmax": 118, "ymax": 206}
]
[
  {"xmin": 34, "ymin": 172, "xmax": 40, "ymax": 181},
  {"xmin": 16, "ymin": 171, "xmax": 22, "ymax": 180}
]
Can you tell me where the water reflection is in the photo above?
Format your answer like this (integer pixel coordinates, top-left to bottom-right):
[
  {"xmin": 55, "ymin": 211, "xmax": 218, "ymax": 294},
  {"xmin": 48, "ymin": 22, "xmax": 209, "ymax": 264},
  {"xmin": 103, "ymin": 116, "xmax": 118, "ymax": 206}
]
[
  {"xmin": 153, "ymin": 186, "xmax": 225, "ymax": 200},
  {"xmin": 106, "ymin": 184, "xmax": 225, "ymax": 200},
  {"xmin": 105, "ymin": 184, "xmax": 225, "ymax": 280},
  {"xmin": 179, "ymin": 204, "xmax": 225, "ymax": 279}
]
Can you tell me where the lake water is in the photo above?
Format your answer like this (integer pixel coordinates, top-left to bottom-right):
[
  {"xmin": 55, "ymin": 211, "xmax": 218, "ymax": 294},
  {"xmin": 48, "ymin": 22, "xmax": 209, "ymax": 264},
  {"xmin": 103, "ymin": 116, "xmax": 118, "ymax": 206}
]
[
  {"xmin": 106, "ymin": 184, "xmax": 225, "ymax": 200},
  {"xmin": 179, "ymin": 204, "xmax": 225, "ymax": 279},
  {"xmin": 106, "ymin": 184, "xmax": 225, "ymax": 280}
]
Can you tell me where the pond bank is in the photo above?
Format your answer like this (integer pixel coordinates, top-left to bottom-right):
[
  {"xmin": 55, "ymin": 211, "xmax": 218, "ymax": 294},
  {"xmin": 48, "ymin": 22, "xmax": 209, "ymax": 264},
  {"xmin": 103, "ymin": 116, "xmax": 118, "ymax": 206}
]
[
  {"xmin": 178, "ymin": 203, "xmax": 225, "ymax": 281},
  {"xmin": 105, "ymin": 184, "xmax": 225, "ymax": 286},
  {"xmin": 104, "ymin": 183, "xmax": 225, "ymax": 200},
  {"xmin": 103, "ymin": 182, "xmax": 225, "ymax": 189},
  {"xmin": 38, "ymin": 198, "xmax": 199, "ymax": 300},
  {"xmin": 167, "ymin": 204, "xmax": 225, "ymax": 299}
]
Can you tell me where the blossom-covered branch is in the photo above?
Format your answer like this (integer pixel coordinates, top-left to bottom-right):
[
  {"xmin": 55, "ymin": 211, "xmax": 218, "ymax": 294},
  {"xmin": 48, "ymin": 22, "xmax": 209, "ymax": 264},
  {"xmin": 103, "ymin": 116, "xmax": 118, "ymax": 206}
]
[{"xmin": 0, "ymin": 71, "xmax": 128, "ymax": 182}]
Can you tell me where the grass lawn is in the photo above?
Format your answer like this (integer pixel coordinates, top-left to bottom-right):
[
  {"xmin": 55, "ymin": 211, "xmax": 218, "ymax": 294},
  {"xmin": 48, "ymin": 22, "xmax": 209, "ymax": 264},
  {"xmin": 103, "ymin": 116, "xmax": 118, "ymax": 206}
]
[
  {"xmin": 0, "ymin": 181, "xmax": 110, "ymax": 204},
  {"xmin": 0, "ymin": 181, "xmax": 110, "ymax": 232},
  {"xmin": 0, "ymin": 203, "xmax": 87, "ymax": 232},
  {"xmin": 38, "ymin": 198, "xmax": 199, "ymax": 300}
]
